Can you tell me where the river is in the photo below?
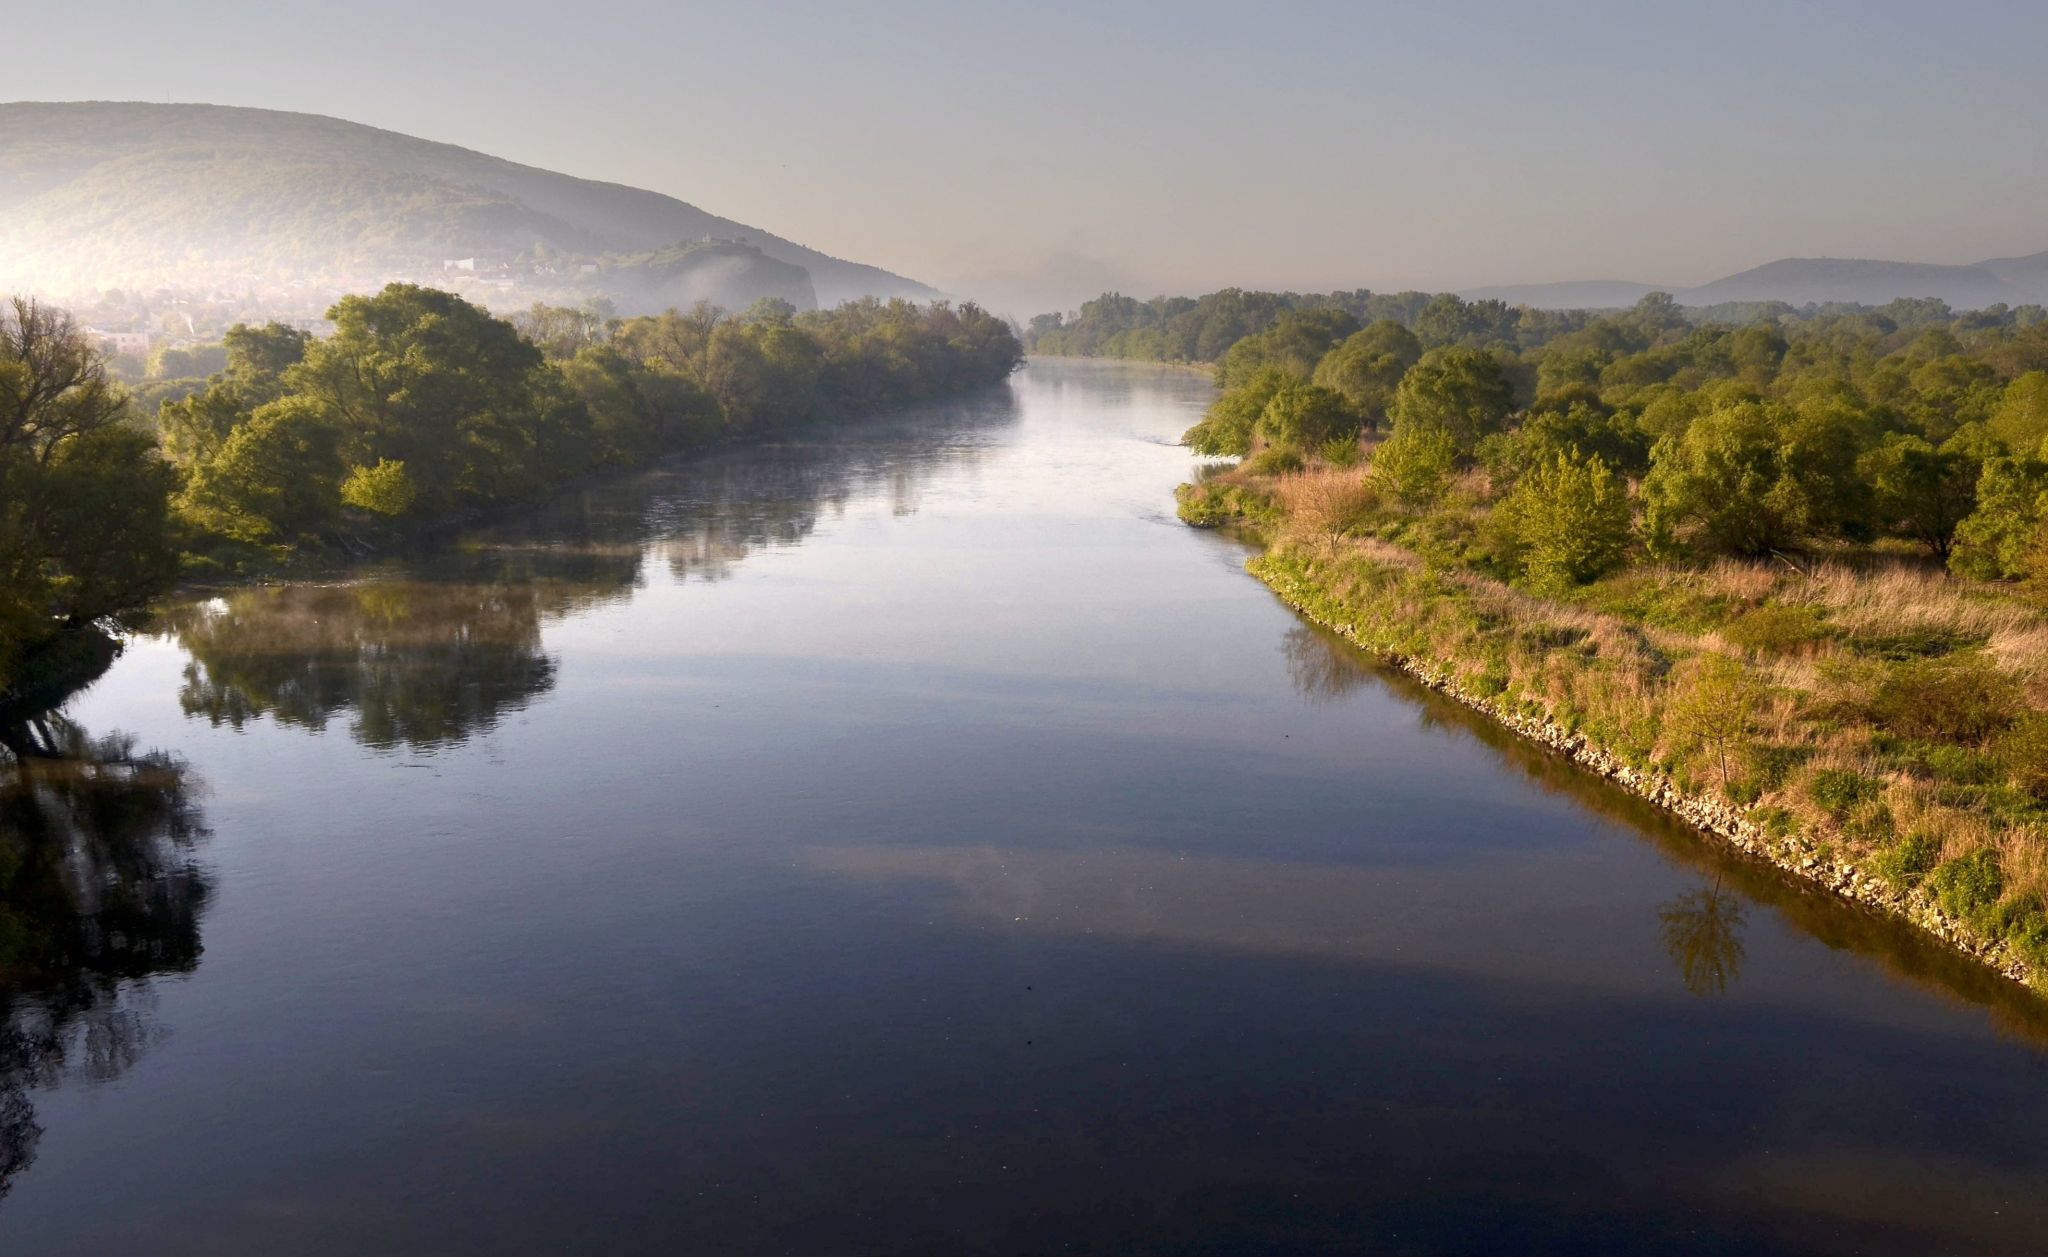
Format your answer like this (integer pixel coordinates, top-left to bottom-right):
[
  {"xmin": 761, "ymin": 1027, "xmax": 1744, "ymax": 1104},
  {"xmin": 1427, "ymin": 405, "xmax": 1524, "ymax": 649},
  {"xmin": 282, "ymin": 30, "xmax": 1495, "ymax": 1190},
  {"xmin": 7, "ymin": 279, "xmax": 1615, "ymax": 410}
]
[{"xmin": 2, "ymin": 358, "xmax": 2046, "ymax": 1254}]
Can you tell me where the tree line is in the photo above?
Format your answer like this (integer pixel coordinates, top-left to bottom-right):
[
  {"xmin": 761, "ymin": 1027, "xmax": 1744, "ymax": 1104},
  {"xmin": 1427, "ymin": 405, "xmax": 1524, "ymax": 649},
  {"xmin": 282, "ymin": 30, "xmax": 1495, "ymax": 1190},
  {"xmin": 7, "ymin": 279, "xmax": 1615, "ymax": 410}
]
[
  {"xmin": 1167, "ymin": 292, "xmax": 2048, "ymax": 590},
  {"xmin": 0, "ymin": 287, "xmax": 1021, "ymax": 696}
]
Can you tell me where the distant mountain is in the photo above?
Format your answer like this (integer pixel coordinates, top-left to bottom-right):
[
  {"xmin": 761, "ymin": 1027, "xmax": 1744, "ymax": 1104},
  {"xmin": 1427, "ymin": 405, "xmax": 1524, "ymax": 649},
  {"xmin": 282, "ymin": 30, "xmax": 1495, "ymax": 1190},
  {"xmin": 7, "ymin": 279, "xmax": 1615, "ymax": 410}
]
[
  {"xmin": 1679, "ymin": 257, "xmax": 2017, "ymax": 309},
  {"xmin": 1465, "ymin": 253, "xmax": 2048, "ymax": 312},
  {"xmin": 0, "ymin": 101, "xmax": 938, "ymax": 309}
]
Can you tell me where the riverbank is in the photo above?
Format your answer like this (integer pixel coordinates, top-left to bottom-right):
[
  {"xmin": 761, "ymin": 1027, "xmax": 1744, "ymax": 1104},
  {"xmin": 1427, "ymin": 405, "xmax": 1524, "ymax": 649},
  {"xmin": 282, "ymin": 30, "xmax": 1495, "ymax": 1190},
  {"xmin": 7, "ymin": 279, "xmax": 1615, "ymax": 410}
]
[{"xmin": 1184, "ymin": 475, "xmax": 2048, "ymax": 992}]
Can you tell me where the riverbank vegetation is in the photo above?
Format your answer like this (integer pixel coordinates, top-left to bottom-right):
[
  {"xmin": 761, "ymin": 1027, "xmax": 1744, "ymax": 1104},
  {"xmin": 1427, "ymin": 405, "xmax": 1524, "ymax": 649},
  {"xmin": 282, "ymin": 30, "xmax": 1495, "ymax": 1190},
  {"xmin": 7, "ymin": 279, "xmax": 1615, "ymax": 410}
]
[
  {"xmin": 0, "ymin": 288, "xmax": 1020, "ymax": 699},
  {"xmin": 1168, "ymin": 291, "xmax": 2048, "ymax": 984}
]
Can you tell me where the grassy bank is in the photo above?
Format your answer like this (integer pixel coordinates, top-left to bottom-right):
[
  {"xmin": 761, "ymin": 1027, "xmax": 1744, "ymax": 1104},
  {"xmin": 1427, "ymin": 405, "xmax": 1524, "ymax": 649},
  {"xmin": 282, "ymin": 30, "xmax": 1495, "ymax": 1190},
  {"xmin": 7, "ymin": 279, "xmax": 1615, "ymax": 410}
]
[{"xmin": 1182, "ymin": 465, "xmax": 2048, "ymax": 989}]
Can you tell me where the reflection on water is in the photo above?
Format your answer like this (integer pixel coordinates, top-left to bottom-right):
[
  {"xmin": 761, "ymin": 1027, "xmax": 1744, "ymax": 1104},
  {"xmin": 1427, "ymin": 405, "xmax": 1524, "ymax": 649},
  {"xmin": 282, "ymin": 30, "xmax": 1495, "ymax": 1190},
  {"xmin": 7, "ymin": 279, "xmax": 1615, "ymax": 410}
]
[
  {"xmin": 159, "ymin": 396, "xmax": 1014, "ymax": 753},
  {"xmin": 168, "ymin": 583, "xmax": 572, "ymax": 753},
  {"xmin": 7, "ymin": 364, "xmax": 2048, "ymax": 1253},
  {"xmin": 1659, "ymin": 878, "xmax": 1748, "ymax": 996},
  {"xmin": 0, "ymin": 713, "xmax": 207, "ymax": 1199},
  {"xmin": 1280, "ymin": 616, "xmax": 2048, "ymax": 1044}
]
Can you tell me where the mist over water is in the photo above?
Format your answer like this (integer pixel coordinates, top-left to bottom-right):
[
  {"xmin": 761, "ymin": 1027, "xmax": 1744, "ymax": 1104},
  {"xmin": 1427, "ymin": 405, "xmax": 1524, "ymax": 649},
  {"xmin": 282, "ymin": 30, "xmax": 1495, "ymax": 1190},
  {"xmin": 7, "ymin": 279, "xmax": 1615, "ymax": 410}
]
[{"xmin": 1, "ymin": 361, "xmax": 2045, "ymax": 1253}]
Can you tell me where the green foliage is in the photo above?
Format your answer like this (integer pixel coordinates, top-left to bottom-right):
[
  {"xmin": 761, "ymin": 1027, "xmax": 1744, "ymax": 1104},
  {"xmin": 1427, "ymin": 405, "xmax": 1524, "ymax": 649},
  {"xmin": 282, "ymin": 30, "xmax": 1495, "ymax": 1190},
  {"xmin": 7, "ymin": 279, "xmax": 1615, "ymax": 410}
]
[
  {"xmin": 1873, "ymin": 831, "xmax": 1942, "ymax": 889},
  {"xmin": 1369, "ymin": 425, "xmax": 1460, "ymax": 506},
  {"xmin": 175, "ymin": 398, "xmax": 343, "ymax": 544},
  {"xmin": 0, "ymin": 300, "xmax": 179, "ymax": 694},
  {"xmin": 1808, "ymin": 768, "xmax": 1884, "ymax": 819},
  {"xmin": 1497, "ymin": 449, "xmax": 1632, "ymax": 592},
  {"xmin": 1215, "ymin": 308, "xmax": 1359, "ymax": 389},
  {"xmin": 1240, "ymin": 446, "xmax": 1305, "ymax": 476},
  {"xmin": 1989, "ymin": 371, "xmax": 2048, "ymax": 452},
  {"xmin": 1668, "ymin": 653, "xmax": 1763, "ymax": 789},
  {"xmin": 1388, "ymin": 348, "xmax": 1514, "ymax": 454},
  {"xmin": 340, "ymin": 459, "xmax": 417, "ymax": 518},
  {"xmin": 1642, "ymin": 401, "xmax": 1818, "ymax": 557},
  {"xmin": 2001, "ymin": 714, "xmax": 2048, "ymax": 800},
  {"xmin": 1183, "ymin": 367, "xmax": 1291, "ymax": 457},
  {"xmin": 1929, "ymin": 848, "xmax": 2004, "ymax": 922},
  {"xmin": 1313, "ymin": 321, "xmax": 1422, "ymax": 430},
  {"xmin": 1950, "ymin": 453, "xmax": 2047, "ymax": 580},
  {"xmin": 162, "ymin": 289, "xmax": 1023, "ymax": 555},
  {"xmin": 1256, "ymin": 381, "xmax": 1357, "ymax": 452},
  {"xmin": 1865, "ymin": 655, "xmax": 2021, "ymax": 744},
  {"xmin": 1859, "ymin": 431, "xmax": 1983, "ymax": 560},
  {"xmin": 1722, "ymin": 604, "xmax": 1830, "ymax": 655}
]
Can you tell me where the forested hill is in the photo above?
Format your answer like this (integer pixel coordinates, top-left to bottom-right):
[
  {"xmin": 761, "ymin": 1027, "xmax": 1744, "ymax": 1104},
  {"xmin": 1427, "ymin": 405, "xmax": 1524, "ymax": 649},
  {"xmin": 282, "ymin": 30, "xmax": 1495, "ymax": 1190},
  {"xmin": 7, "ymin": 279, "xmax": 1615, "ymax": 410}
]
[{"xmin": 0, "ymin": 101, "xmax": 938, "ymax": 306}]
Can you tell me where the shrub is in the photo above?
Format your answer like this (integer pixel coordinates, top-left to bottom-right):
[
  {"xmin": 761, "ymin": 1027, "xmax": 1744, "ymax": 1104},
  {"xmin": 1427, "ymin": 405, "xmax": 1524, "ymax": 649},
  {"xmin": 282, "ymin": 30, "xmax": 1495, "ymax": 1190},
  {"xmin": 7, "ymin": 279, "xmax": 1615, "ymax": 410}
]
[
  {"xmin": 1928, "ymin": 848, "xmax": 2005, "ymax": 922},
  {"xmin": 1873, "ymin": 831, "xmax": 1941, "ymax": 889},
  {"xmin": 1497, "ymin": 449, "xmax": 1633, "ymax": 593},
  {"xmin": 1866, "ymin": 655, "xmax": 2021, "ymax": 744},
  {"xmin": 1242, "ymin": 446, "xmax": 1305, "ymax": 477},
  {"xmin": 1370, "ymin": 425, "xmax": 1460, "ymax": 506},
  {"xmin": 1722, "ymin": 604, "xmax": 1830, "ymax": 655},
  {"xmin": 2000, "ymin": 714, "xmax": 2048, "ymax": 800},
  {"xmin": 1809, "ymin": 768, "xmax": 1884, "ymax": 819}
]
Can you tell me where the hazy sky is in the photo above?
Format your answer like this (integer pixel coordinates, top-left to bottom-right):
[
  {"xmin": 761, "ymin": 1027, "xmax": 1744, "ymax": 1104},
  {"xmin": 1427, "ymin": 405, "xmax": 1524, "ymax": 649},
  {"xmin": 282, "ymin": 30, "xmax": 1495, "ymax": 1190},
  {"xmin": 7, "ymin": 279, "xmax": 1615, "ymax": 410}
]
[{"xmin": 11, "ymin": 0, "xmax": 2048, "ymax": 306}]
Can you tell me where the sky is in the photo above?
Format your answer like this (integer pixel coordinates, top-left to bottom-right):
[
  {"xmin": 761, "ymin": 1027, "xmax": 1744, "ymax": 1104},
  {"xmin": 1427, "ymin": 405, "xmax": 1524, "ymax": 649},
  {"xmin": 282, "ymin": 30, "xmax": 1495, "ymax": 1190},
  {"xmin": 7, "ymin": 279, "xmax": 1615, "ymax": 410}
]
[{"xmin": 9, "ymin": 0, "xmax": 2048, "ymax": 309}]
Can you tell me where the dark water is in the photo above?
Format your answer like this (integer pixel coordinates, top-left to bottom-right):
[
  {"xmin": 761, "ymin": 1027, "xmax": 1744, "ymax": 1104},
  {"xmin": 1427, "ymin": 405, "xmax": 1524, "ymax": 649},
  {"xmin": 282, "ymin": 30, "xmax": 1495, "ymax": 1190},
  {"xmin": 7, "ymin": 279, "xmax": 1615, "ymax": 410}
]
[{"xmin": 3, "ymin": 359, "xmax": 2047, "ymax": 1254}]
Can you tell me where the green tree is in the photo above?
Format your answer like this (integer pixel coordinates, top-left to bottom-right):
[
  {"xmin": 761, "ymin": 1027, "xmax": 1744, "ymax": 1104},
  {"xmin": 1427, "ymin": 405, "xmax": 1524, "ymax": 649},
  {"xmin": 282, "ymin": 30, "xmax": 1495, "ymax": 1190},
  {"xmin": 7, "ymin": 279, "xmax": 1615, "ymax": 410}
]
[
  {"xmin": 1313, "ymin": 320, "xmax": 1422, "ymax": 431},
  {"xmin": 340, "ymin": 459, "xmax": 417, "ymax": 518},
  {"xmin": 1370, "ymin": 424, "xmax": 1460, "ymax": 506},
  {"xmin": 1860, "ymin": 431, "xmax": 1985, "ymax": 560},
  {"xmin": 1951, "ymin": 453, "xmax": 2048, "ymax": 580},
  {"xmin": 284, "ymin": 285, "xmax": 582, "ymax": 512},
  {"xmin": 1668, "ymin": 653, "xmax": 1763, "ymax": 790},
  {"xmin": 1256, "ymin": 381, "xmax": 1356, "ymax": 452},
  {"xmin": 175, "ymin": 397, "xmax": 344, "ymax": 545},
  {"xmin": 1183, "ymin": 367, "xmax": 1291, "ymax": 457},
  {"xmin": 0, "ymin": 300, "xmax": 179, "ymax": 690},
  {"xmin": 1387, "ymin": 348, "xmax": 1514, "ymax": 454},
  {"xmin": 1499, "ymin": 449, "xmax": 1633, "ymax": 592},
  {"xmin": 1989, "ymin": 371, "xmax": 2048, "ymax": 453},
  {"xmin": 1642, "ymin": 401, "xmax": 1813, "ymax": 557}
]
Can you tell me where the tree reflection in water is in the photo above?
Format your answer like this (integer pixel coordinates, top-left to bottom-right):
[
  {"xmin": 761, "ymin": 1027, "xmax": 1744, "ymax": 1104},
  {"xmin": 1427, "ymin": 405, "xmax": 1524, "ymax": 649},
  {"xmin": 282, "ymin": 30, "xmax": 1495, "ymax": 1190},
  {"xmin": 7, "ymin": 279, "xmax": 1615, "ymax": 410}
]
[
  {"xmin": 167, "ymin": 581, "xmax": 575, "ymax": 753},
  {"xmin": 1658, "ymin": 877, "xmax": 1748, "ymax": 996},
  {"xmin": 0, "ymin": 713, "xmax": 208, "ymax": 1199}
]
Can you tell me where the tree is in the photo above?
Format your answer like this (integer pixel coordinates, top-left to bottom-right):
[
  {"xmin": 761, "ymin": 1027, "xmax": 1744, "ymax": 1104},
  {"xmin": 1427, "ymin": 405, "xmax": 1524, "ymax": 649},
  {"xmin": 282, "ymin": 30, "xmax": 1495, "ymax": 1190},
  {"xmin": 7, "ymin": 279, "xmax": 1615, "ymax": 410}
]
[
  {"xmin": 1369, "ymin": 424, "xmax": 1460, "ymax": 506},
  {"xmin": 1256, "ymin": 381, "xmax": 1356, "ymax": 452},
  {"xmin": 1387, "ymin": 348, "xmax": 1514, "ymax": 454},
  {"xmin": 174, "ymin": 397, "xmax": 343, "ymax": 545},
  {"xmin": 1183, "ymin": 367, "xmax": 1291, "ymax": 457},
  {"xmin": 1950, "ymin": 451, "xmax": 2048, "ymax": 580},
  {"xmin": 0, "ymin": 300, "xmax": 178, "ymax": 690},
  {"xmin": 1499, "ymin": 449, "xmax": 1633, "ymax": 592},
  {"xmin": 1642, "ymin": 400, "xmax": 1813, "ymax": 557},
  {"xmin": 1990, "ymin": 371, "xmax": 2048, "ymax": 453},
  {"xmin": 1860, "ymin": 431, "xmax": 1984, "ymax": 560},
  {"xmin": 284, "ymin": 284, "xmax": 581, "ymax": 512},
  {"xmin": 1668, "ymin": 654, "xmax": 1762, "ymax": 790},
  {"xmin": 1313, "ymin": 321, "xmax": 1422, "ymax": 431}
]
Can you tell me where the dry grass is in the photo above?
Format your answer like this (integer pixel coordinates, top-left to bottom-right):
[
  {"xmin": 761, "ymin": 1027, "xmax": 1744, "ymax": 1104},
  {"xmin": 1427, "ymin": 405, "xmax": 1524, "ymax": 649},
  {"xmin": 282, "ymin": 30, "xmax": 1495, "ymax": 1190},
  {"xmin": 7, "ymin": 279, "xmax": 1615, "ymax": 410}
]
[{"xmin": 1268, "ymin": 467, "xmax": 1379, "ymax": 535}]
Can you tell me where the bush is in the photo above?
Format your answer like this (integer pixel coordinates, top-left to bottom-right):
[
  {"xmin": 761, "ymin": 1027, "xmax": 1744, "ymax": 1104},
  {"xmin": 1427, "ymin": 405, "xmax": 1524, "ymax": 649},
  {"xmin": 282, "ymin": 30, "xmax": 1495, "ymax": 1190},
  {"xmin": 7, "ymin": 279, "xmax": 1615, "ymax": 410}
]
[
  {"xmin": 1722, "ymin": 604, "xmax": 1830, "ymax": 655},
  {"xmin": 1866, "ymin": 655, "xmax": 2021, "ymax": 744},
  {"xmin": 1242, "ymin": 446, "xmax": 1305, "ymax": 477},
  {"xmin": 1929, "ymin": 848, "xmax": 2004, "ymax": 922},
  {"xmin": 2001, "ymin": 715, "xmax": 2048, "ymax": 800},
  {"xmin": 1809, "ymin": 768, "xmax": 1884, "ymax": 819},
  {"xmin": 1497, "ymin": 449, "xmax": 1633, "ymax": 593},
  {"xmin": 1873, "ymin": 830, "xmax": 1941, "ymax": 889}
]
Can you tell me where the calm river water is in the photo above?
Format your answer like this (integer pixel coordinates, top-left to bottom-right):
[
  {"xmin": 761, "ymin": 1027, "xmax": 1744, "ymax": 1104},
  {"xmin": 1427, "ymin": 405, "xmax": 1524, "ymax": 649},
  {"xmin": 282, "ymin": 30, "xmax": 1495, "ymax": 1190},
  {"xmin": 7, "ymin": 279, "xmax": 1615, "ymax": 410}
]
[{"xmin": 3, "ymin": 359, "xmax": 2046, "ymax": 1254}]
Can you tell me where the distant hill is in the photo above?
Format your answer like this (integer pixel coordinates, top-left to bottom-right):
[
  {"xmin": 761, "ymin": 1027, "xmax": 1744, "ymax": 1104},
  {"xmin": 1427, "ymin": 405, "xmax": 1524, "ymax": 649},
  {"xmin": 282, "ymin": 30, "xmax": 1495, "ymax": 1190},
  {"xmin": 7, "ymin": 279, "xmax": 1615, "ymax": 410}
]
[
  {"xmin": 1465, "ymin": 253, "xmax": 2048, "ymax": 312},
  {"xmin": 0, "ymin": 101, "xmax": 938, "ymax": 308},
  {"xmin": 1678, "ymin": 257, "xmax": 2018, "ymax": 309}
]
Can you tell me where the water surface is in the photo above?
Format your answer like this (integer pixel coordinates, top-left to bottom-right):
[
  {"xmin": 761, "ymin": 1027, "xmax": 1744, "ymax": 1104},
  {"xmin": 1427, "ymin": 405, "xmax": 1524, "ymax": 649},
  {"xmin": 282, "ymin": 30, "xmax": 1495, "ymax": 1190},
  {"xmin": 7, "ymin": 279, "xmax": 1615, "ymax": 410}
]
[{"xmin": 3, "ymin": 359, "xmax": 2046, "ymax": 1254}]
